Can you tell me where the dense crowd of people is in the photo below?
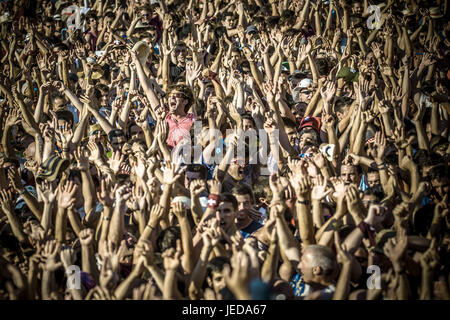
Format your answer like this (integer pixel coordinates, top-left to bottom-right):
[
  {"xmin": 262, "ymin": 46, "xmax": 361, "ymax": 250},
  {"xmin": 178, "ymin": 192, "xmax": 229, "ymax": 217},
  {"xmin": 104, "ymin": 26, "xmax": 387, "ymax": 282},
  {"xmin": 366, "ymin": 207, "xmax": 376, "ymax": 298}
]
[{"xmin": 0, "ymin": 0, "xmax": 449, "ymax": 300}]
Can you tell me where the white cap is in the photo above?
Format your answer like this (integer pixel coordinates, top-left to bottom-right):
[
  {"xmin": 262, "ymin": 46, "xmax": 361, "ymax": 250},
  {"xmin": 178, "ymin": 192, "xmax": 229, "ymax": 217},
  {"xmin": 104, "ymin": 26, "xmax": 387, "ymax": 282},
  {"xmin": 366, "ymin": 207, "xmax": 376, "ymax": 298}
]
[{"xmin": 298, "ymin": 78, "xmax": 313, "ymax": 88}]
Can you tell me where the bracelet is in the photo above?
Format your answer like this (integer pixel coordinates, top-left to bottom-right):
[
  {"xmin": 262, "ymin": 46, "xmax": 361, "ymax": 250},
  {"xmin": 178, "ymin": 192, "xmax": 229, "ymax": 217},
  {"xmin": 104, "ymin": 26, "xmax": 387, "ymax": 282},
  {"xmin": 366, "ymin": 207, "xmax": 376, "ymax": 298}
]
[
  {"xmin": 62, "ymin": 148, "xmax": 69, "ymax": 152},
  {"xmin": 207, "ymin": 194, "xmax": 221, "ymax": 209},
  {"xmin": 376, "ymin": 162, "xmax": 386, "ymax": 169},
  {"xmin": 103, "ymin": 216, "xmax": 111, "ymax": 221},
  {"xmin": 297, "ymin": 199, "xmax": 310, "ymax": 205}
]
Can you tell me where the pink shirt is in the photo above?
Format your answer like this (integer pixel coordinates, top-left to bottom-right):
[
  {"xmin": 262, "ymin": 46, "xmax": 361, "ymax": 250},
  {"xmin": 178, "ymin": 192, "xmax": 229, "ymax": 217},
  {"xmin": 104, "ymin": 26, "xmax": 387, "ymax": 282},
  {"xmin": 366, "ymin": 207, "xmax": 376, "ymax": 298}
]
[{"xmin": 164, "ymin": 113, "xmax": 197, "ymax": 148}]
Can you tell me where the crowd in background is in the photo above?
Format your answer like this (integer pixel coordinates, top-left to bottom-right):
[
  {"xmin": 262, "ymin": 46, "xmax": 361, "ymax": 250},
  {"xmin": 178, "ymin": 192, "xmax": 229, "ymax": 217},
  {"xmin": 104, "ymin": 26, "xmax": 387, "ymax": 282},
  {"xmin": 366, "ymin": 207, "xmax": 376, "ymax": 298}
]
[{"xmin": 0, "ymin": 0, "xmax": 449, "ymax": 300}]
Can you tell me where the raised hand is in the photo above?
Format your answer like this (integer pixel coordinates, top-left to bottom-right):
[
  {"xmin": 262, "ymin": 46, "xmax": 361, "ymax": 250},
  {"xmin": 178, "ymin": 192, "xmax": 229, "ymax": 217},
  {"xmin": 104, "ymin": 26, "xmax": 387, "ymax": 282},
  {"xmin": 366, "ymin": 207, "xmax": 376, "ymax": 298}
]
[
  {"xmin": 190, "ymin": 179, "xmax": 206, "ymax": 197},
  {"xmin": 334, "ymin": 231, "xmax": 352, "ymax": 265},
  {"xmin": 87, "ymin": 141, "xmax": 103, "ymax": 163},
  {"xmin": 223, "ymin": 251, "xmax": 251, "ymax": 298},
  {"xmin": 420, "ymin": 238, "xmax": 440, "ymax": 272},
  {"xmin": 345, "ymin": 185, "xmax": 363, "ymax": 218},
  {"xmin": 369, "ymin": 131, "xmax": 387, "ymax": 161},
  {"xmin": 7, "ymin": 167, "xmax": 23, "ymax": 192},
  {"xmin": 57, "ymin": 180, "xmax": 78, "ymax": 209},
  {"xmin": 311, "ymin": 175, "xmax": 332, "ymax": 201},
  {"xmin": 115, "ymin": 185, "xmax": 132, "ymax": 204},
  {"xmin": 41, "ymin": 240, "xmax": 62, "ymax": 272},
  {"xmin": 96, "ymin": 176, "xmax": 117, "ymax": 208},
  {"xmin": 320, "ymin": 81, "xmax": 337, "ymax": 104},
  {"xmin": 148, "ymin": 204, "xmax": 165, "ymax": 228},
  {"xmin": 269, "ymin": 173, "xmax": 285, "ymax": 201},
  {"xmin": 383, "ymin": 228, "xmax": 408, "ymax": 272},
  {"xmin": 74, "ymin": 146, "xmax": 89, "ymax": 171},
  {"xmin": 37, "ymin": 180, "xmax": 57, "ymax": 204},
  {"xmin": 172, "ymin": 202, "xmax": 187, "ymax": 220},
  {"xmin": 60, "ymin": 245, "xmax": 76, "ymax": 269},
  {"xmin": 108, "ymin": 151, "xmax": 124, "ymax": 175},
  {"xmin": 162, "ymin": 240, "xmax": 182, "ymax": 270},
  {"xmin": 0, "ymin": 190, "xmax": 14, "ymax": 213},
  {"xmin": 370, "ymin": 42, "xmax": 383, "ymax": 60},
  {"xmin": 79, "ymin": 228, "xmax": 95, "ymax": 246},
  {"xmin": 163, "ymin": 161, "xmax": 186, "ymax": 185}
]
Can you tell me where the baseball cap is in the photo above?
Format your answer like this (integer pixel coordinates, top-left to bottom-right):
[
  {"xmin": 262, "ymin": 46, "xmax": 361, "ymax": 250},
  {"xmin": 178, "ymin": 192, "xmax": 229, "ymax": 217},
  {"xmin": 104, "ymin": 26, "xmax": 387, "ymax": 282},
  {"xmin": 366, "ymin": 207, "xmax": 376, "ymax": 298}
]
[
  {"xmin": 299, "ymin": 116, "xmax": 321, "ymax": 133},
  {"xmin": 337, "ymin": 66, "xmax": 359, "ymax": 82},
  {"xmin": 298, "ymin": 78, "xmax": 313, "ymax": 88},
  {"xmin": 246, "ymin": 25, "xmax": 258, "ymax": 34}
]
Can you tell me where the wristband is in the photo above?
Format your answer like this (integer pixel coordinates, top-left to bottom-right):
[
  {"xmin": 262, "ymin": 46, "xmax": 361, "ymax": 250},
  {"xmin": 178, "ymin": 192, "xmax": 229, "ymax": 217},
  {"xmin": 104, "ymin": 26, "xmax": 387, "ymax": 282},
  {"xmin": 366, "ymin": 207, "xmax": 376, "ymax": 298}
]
[
  {"xmin": 297, "ymin": 199, "xmax": 310, "ymax": 205},
  {"xmin": 207, "ymin": 194, "xmax": 221, "ymax": 209},
  {"xmin": 103, "ymin": 216, "xmax": 111, "ymax": 221}
]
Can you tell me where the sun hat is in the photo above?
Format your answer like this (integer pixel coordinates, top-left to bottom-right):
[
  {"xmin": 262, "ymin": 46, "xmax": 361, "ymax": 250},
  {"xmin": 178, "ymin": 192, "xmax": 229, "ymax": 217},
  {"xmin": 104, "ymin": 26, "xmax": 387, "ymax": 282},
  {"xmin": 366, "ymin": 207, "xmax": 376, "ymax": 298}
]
[
  {"xmin": 132, "ymin": 40, "xmax": 151, "ymax": 66},
  {"xmin": 430, "ymin": 7, "xmax": 444, "ymax": 19},
  {"xmin": 36, "ymin": 154, "xmax": 70, "ymax": 183}
]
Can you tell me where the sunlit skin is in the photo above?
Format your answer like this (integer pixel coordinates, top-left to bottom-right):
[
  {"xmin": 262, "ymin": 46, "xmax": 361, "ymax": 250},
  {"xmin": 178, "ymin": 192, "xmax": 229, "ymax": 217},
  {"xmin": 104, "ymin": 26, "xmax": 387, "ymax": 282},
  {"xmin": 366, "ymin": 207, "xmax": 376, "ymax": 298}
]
[
  {"xmin": 234, "ymin": 194, "xmax": 253, "ymax": 230},
  {"xmin": 367, "ymin": 172, "xmax": 381, "ymax": 188},
  {"xmin": 298, "ymin": 248, "xmax": 335, "ymax": 289},
  {"xmin": 216, "ymin": 201, "xmax": 236, "ymax": 233},
  {"xmin": 299, "ymin": 131, "xmax": 319, "ymax": 152},
  {"xmin": 208, "ymin": 271, "xmax": 226, "ymax": 295},
  {"xmin": 228, "ymin": 158, "xmax": 246, "ymax": 181},
  {"xmin": 341, "ymin": 165, "xmax": 360, "ymax": 186},
  {"xmin": 242, "ymin": 119, "xmax": 256, "ymax": 132},
  {"xmin": 286, "ymin": 127, "xmax": 299, "ymax": 147},
  {"xmin": 168, "ymin": 90, "xmax": 188, "ymax": 118}
]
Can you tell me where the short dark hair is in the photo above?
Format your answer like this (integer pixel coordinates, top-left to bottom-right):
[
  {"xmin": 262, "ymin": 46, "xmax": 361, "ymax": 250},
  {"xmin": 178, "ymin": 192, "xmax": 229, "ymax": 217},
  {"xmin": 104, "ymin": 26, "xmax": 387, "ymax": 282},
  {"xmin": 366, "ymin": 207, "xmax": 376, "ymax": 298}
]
[
  {"xmin": 430, "ymin": 164, "xmax": 449, "ymax": 181},
  {"xmin": 55, "ymin": 110, "xmax": 74, "ymax": 128},
  {"xmin": 219, "ymin": 192, "xmax": 238, "ymax": 210},
  {"xmin": 282, "ymin": 117, "xmax": 297, "ymax": 130},
  {"xmin": 241, "ymin": 113, "xmax": 256, "ymax": 128},
  {"xmin": 222, "ymin": 12, "xmax": 236, "ymax": 20},
  {"xmin": 168, "ymin": 84, "xmax": 194, "ymax": 111},
  {"xmin": 206, "ymin": 256, "xmax": 230, "ymax": 278},
  {"xmin": 231, "ymin": 183, "xmax": 255, "ymax": 204},
  {"xmin": 363, "ymin": 186, "xmax": 385, "ymax": 201},
  {"xmin": 108, "ymin": 129, "xmax": 125, "ymax": 143}
]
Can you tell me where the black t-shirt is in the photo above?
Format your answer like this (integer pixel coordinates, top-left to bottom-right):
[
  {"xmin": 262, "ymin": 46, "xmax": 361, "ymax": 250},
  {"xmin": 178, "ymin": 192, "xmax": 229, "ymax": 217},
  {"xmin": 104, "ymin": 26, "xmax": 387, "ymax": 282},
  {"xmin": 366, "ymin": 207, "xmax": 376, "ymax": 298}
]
[
  {"xmin": 240, "ymin": 220, "xmax": 263, "ymax": 239},
  {"xmin": 169, "ymin": 62, "xmax": 185, "ymax": 82}
]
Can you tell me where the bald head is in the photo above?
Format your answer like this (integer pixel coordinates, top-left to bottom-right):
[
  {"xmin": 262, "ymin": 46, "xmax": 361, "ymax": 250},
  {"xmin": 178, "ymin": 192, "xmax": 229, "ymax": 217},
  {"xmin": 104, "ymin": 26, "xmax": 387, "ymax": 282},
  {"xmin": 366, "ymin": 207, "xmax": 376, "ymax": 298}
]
[{"xmin": 303, "ymin": 245, "xmax": 336, "ymax": 277}]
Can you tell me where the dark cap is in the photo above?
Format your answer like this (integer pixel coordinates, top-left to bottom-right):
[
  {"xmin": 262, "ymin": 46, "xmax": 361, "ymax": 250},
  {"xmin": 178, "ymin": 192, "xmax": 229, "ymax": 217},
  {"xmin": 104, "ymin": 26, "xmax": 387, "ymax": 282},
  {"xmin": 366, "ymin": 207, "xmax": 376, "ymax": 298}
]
[{"xmin": 246, "ymin": 25, "xmax": 258, "ymax": 34}]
